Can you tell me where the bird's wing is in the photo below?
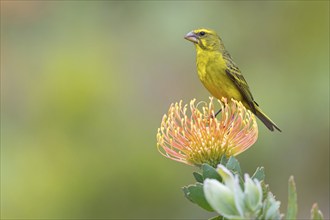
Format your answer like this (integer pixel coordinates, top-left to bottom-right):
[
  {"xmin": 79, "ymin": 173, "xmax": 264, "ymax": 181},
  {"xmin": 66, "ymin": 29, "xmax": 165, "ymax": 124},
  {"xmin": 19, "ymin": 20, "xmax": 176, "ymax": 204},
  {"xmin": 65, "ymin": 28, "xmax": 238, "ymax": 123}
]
[{"xmin": 224, "ymin": 59, "xmax": 257, "ymax": 113}]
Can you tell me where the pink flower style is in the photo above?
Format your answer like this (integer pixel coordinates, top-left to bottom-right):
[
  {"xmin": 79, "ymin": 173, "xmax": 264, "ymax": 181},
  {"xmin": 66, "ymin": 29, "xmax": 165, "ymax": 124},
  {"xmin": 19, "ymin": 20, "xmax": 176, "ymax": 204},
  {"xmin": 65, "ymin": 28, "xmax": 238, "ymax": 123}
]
[{"xmin": 157, "ymin": 97, "xmax": 258, "ymax": 167}]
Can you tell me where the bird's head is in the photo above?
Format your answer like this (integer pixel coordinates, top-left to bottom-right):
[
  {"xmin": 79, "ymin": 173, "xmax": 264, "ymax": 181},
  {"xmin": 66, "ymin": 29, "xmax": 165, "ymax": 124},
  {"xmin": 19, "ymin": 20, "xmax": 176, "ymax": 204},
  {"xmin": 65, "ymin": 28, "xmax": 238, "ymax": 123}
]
[{"xmin": 184, "ymin": 28, "xmax": 221, "ymax": 51}]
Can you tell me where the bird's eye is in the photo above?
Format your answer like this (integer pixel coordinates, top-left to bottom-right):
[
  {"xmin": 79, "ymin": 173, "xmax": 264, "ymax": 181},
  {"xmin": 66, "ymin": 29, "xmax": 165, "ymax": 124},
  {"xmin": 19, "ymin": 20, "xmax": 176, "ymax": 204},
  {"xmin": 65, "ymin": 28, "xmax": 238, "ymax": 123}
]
[{"xmin": 199, "ymin": 31, "xmax": 206, "ymax": 36}]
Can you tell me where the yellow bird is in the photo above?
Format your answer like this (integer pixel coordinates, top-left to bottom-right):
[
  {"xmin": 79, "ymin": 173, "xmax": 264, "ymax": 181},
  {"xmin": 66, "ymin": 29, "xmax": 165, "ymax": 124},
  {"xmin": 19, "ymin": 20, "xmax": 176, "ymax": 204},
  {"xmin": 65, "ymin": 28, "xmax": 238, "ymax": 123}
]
[{"xmin": 185, "ymin": 28, "xmax": 281, "ymax": 132}]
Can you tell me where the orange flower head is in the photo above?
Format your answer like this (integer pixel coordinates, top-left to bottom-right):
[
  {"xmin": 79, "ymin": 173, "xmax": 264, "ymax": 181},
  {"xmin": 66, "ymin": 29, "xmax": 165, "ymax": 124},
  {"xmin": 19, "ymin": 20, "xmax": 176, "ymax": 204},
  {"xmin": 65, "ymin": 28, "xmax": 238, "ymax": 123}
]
[{"xmin": 156, "ymin": 97, "xmax": 258, "ymax": 167}]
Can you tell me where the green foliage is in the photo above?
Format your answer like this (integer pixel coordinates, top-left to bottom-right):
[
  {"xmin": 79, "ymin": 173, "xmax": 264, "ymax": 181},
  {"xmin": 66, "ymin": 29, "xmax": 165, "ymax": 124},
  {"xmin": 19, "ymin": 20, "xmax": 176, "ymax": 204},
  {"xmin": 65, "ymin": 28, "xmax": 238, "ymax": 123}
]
[
  {"xmin": 202, "ymin": 164, "xmax": 222, "ymax": 182},
  {"xmin": 286, "ymin": 176, "xmax": 297, "ymax": 220},
  {"xmin": 182, "ymin": 183, "xmax": 214, "ymax": 212},
  {"xmin": 183, "ymin": 158, "xmax": 325, "ymax": 220},
  {"xmin": 252, "ymin": 167, "xmax": 265, "ymax": 182},
  {"xmin": 225, "ymin": 157, "xmax": 242, "ymax": 176},
  {"xmin": 259, "ymin": 192, "xmax": 282, "ymax": 220},
  {"xmin": 219, "ymin": 155, "xmax": 229, "ymax": 165},
  {"xmin": 310, "ymin": 203, "xmax": 324, "ymax": 220},
  {"xmin": 193, "ymin": 172, "xmax": 204, "ymax": 183},
  {"xmin": 225, "ymin": 156, "xmax": 244, "ymax": 187},
  {"xmin": 182, "ymin": 157, "xmax": 276, "ymax": 218},
  {"xmin": 261, "ymin": 182, "xmax": 271, "ymax": 203},
  {"xmin": 209, "ymin": 215, "xmax": 226, "ymax": 220}
]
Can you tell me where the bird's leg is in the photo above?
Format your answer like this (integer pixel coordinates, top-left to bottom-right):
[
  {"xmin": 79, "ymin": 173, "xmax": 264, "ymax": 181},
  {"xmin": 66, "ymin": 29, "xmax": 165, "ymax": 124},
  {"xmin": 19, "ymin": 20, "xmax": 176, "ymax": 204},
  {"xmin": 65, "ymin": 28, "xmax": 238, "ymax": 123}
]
[{"xmin": 214, "ymin": 108, "xmax": 222, "ymax": 117}]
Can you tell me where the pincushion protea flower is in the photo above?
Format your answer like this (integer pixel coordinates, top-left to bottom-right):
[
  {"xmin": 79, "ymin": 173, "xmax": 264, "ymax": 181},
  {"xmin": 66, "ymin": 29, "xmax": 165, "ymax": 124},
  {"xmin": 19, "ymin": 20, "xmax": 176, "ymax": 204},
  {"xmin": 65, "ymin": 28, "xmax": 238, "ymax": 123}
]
[{"xmin": 156, "ymin": 97, "xmax": 258, "ymax": 167}]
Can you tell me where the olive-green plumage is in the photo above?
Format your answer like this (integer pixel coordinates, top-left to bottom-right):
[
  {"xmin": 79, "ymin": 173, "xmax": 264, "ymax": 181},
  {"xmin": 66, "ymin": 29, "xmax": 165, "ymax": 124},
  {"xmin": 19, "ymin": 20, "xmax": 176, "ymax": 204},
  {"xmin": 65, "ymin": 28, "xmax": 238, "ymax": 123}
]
[{"xmin": 185, "ymin": 28, "xmax": 281, "ymax": 132}]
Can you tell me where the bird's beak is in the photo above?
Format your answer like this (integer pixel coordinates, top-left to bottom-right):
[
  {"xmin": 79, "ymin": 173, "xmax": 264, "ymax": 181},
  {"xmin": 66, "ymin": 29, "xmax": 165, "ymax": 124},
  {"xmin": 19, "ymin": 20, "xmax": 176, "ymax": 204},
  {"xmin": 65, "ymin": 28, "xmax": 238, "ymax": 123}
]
[{"xmin": 184, "ymin": 31, "xmax": 198, "ymax": 44}]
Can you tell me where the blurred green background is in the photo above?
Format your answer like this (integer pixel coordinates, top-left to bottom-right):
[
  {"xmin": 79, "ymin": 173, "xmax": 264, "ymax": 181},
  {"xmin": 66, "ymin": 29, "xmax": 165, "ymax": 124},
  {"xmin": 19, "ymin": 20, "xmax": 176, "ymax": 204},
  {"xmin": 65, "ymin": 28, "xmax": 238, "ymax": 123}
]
[{"xmin": 1, "ymin": 1, "xmax": 329, "ymax": 219}]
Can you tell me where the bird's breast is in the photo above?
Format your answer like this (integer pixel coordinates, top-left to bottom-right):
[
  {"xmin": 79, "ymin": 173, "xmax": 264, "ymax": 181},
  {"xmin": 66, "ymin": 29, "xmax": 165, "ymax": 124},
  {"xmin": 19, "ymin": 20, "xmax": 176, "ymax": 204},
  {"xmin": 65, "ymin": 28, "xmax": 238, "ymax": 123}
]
[{"xmin": 196, "ymin": 51, "xmax": 243, "ymax": 102}]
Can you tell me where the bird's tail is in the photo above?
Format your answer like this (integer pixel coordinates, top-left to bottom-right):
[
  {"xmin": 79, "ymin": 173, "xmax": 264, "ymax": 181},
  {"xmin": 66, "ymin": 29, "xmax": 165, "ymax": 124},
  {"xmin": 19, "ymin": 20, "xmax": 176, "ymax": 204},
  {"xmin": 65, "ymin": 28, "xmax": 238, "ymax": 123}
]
[{"xmin": 255, "ymin": 106, "xmax": 281, "ymax": 132}]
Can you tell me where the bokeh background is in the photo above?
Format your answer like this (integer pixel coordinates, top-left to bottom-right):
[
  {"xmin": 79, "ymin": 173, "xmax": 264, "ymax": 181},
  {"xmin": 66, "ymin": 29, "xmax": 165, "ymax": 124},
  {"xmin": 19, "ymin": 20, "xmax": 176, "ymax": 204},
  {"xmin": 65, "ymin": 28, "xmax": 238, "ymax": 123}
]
[{"xmin": 1, "ymin": 1, "xmax": 329, "ymax": 219}]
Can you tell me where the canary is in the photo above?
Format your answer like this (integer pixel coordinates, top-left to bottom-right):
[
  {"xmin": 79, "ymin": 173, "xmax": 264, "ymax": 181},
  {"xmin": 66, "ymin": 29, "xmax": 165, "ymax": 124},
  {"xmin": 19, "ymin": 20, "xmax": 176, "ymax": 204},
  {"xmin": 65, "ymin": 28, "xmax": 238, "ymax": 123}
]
[{"xmin": 185, "ymin": 28, "xmax": 281, "ymax": 132}]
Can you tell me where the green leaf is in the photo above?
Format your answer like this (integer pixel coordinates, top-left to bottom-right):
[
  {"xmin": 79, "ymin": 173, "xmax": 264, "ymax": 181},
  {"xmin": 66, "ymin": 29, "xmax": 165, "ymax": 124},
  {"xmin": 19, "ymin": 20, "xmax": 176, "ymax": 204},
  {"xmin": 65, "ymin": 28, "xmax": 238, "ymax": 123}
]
[
  {"xmin": 202, "ymin": 163, "xmax": 222, "ymax": 182},
  {"xmin": 252, "ymin": 167, "xmax": 265, "ymax": 182},
  {"xmin": 182, "ymin": 186, "xmax": 194, "ymax": 203},
  {"xmin": 262, "ymin": 192, "xmax": 281, "ymax": 220},
  {"xmin": 208, "ymin": 216, "xmax": 225, "ymax": 220},
  {"xmin": 225, "ymin": 156, "xmax": 241, "ymax": 175},
  {"xmin": 261, "ymin": 182, "xmax": 270, "ymax": 200},
  {"xmin": 220, "ymin": 155, "xmax": 228, "ymax": 166},
  {"xmin": 310, "ymin": 203, "xmax": 324, "ymax": 220},
  {"xmin": 182, "ymin": 183, "xmax": 214, "ymax": 212},
  {"xmin": 286, "ymin": 176, "xmax": 297, "ymax": 220},
  {"xmin": 193, "ymin": 172, "xmax": 204, "ymax": 183}
]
